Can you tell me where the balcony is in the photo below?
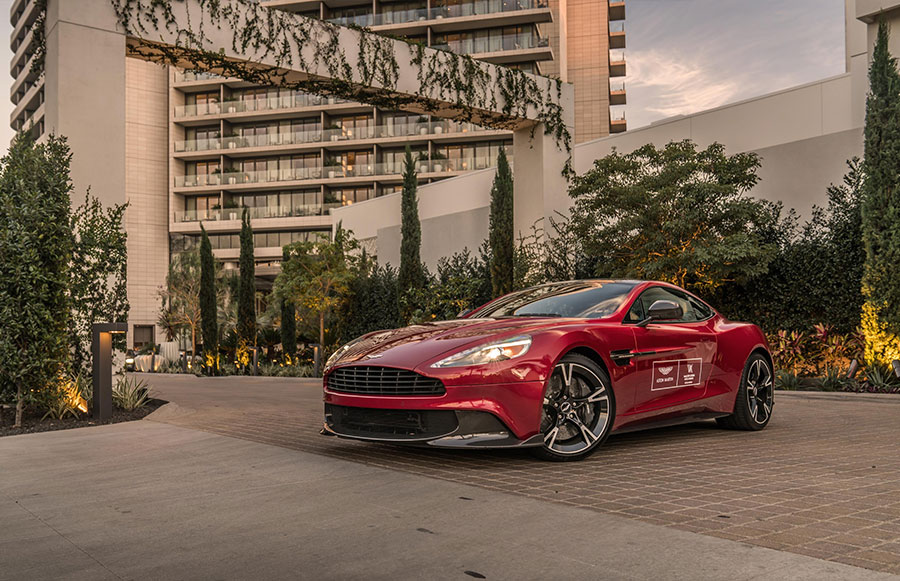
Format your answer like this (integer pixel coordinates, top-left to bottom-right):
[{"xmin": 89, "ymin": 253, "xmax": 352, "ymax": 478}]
[
  {"xmin": 175, "ymin": 155, "xmax": 510, "ymax": 190},
  {"xmin": 432, "ymin": 32, "xmax": 552, "ymax": 64},
  {"xmin": 609, "ymin": 82, "xmax": 626, "ymax": 106},
  {"xmin": 609, "ymin": 51, "xmax": 626, "ymax": 77},
  {"xmin": 174, "ymin": 203, "xmax": 342, "ymax": 223},
  {"xmin": 174, "ymin": 93, "xmax": 352, "ymax": 119},
  {"xmin": 609, "ymin": 1, "xmax": 625, "ymax": 21},
  {"xmin": 327, "ymin": 0, "xmax": 552, "ymax": 31},
  {"xmin": 610, "ymin": 111, "xmax": 627, "ymax": 134},
  {"xmin": 609, "ymin": 21, "xmax": 625, "ymax": 50},
  {"xmin": 174, "ymin": 70, "xmax": 226, "ymax": 84},
  {"xmin": 173, "ymin": 120, "xmax": 492, "ymax": 154}
]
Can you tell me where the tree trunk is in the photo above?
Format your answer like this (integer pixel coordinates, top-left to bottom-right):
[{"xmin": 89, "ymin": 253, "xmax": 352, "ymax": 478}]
[
  {"xmin": 319, "ymin": 311, "xmax": 325, "ymax": 350},
  {"xmin": 192, "ymin": 326, "xmax": 197, "ymax": 360},
  {"xmin": 15, "ymin": 384, "xmax": 24, "ymax": 428}
]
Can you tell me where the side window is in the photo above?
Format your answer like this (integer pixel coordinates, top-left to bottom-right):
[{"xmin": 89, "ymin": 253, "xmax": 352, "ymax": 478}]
[{"xmin": 626, "ymin": 286, "xmax": 710, "ymax": 323}]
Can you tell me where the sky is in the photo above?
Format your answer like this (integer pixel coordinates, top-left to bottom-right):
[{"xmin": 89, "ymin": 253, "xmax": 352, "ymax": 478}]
[{"xmin": 0, "ymin": 0, "xmax": 848, "ymax": 153}]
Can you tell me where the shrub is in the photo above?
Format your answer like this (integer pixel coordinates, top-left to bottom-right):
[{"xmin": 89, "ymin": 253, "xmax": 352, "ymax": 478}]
[
  {"xmin": 113, "ymin": 375, "xmax": 152, "ymax": 411},
  {"xmin": 774, "ymin": 370, "xmax": 801, "ymax": 391}
]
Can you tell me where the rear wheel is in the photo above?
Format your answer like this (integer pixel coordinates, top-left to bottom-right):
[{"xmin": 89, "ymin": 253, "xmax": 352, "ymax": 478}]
[
  {"xmin": 533, "ymin": 353, "xmax": 615, "ymax": 462},
  {"xmin": 717, "ymin": 352, "xmax": 773, "ymax": 431}
]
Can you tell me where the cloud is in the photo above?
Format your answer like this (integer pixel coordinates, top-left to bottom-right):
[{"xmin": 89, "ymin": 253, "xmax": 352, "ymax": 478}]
[{"xmin": 626, "ymin": 49, "xmax": 744, "ymax": 121}]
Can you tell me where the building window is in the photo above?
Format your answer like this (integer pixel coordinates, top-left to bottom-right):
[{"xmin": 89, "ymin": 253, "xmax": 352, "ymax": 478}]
[{"xmin": 133, "ymin": 325, "xmax": 155, "ymax": 350}]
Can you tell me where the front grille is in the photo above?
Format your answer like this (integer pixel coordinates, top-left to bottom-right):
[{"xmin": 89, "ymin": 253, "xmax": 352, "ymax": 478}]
[
  {"xmin": 326, "ymin": 404, "xmax": 458, "ymax": 439},
  {"xmin": 326, "ymin": 366, "xmax": 445, "ymax": 396}
]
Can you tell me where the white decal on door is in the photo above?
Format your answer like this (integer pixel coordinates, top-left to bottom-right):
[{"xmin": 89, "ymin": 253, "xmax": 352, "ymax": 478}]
[{"xmin": 651, "ymin": 358, "xmax": 703, "ymax": 391}]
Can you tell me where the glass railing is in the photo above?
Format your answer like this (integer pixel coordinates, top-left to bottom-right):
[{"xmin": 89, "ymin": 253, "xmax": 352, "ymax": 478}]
[
  {"xmin": 174, "ymin": 93, "xmax": 351, "ymax": 118},
  {"xmin": 610, "ymin": 82, "xmax": 625, "ymax": 92},
  {"xmin": 610, "ymin": 50, "xmax": 626, "ymax": 63},
  {"xmin": 432, "ymin": 32, "xmax": 549, "ymax": 55},
  {"xmin": 175, "ymin": 155, "xmax": 510, "ymax": 187},
  {"xmin": 609, "ymin": 21, "xmax": 625, "ymax": 33},
  {"xmin": 174, "ymin": 203, "xmax": 342, "ymax": 223},
  {"xmin": 326, "ymin": 1, "xmax": 550, "ymax": 27},
  {"xmin": 174, "ymin": 120, "xmax": 488, "ymax": 153},
  {"xmin": 174, "ymin": 71, "xmax": 224, "ymax": 83}
]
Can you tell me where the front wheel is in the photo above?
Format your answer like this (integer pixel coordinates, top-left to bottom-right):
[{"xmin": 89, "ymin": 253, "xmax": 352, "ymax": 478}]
[
  {"xmin": 717, "ymin": 352, "xmax": 774, "ymax": 431},
  {"xmin": 532, "ymin": 353, "xmax": 616, "ymax": 462}
]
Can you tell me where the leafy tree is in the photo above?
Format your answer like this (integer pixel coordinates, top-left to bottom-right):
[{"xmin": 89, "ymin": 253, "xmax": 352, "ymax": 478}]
[
  {"xmin": 199, "ymin": 224, "xmax": 218, "ymax": 371},
  {"xmin": 514, "ymin": 213, "xmax": 594, "ymax": 288},
  {"xmin": 0, "ymin": 134, "xmax": 74, "ymax": 427},
  {"xmin": 237, "ymin": 208, "xmax": 256, "ymax": 352},
  {"xmin": 489, "ymin": 148, "xmax": 514, "ymax": 297},
  {"xmin": 275, "ymin": 228, "xmax": 359, "ymax": 352},
  {"xmin": 398, "ymin": 146, "xmax": 425, "ymax": 299},
  {"xmin": 158, "ymin": 251, "xmax": 202, "ymax": 356},
  {"xmin": 860, "ymin": 21, "xmax": 900, "ymax": 364},
  {"xmin": 569, "ymin": 140, "xmax": 774, "ymax": 294},
  {"xmin": 716, "ymin": 160, "xmax": 864, "ymax": 334},
  {"xmin": 279, "ymin": 247, "xmax": 297, "ymax": 358},
  {"xmin": 69, "ymin": 192, "xmax": 129, "ymax": 376},
  {"xmin": 338, "ymin": 252, "xmax": 401, "ymax": 341}
]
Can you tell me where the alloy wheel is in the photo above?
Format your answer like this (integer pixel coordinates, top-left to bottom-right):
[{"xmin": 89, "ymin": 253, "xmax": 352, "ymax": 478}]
[
  {"xmin": 747, "ymin": 358, "xmax": 773, "ymax": 424},
  {"xmin": 540, "ymin": 362, "xmax": 611, "ymax": 456}
]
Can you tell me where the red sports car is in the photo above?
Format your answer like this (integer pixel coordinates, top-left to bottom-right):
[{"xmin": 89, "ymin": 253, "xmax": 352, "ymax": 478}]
[{"xmin": 322, "ymin": 280, "xmax": 773, "ymax": 461}]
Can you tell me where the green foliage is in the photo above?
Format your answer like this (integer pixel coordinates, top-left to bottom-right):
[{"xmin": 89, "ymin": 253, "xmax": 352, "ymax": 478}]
[
  {"xmin": 69, "ymin": 192, "xmax": 129, "ymax": 376},
  {"xmin": 275, "ymin": 227, "xmax": 359, "ymax": 350},
  {"xmin": 199, "ymin": 224, "xmax": 218, "ymax": 368},
  {"xmin": 339, "ymin": 253, "xmax": 401, "ymax": 340},
  {"xmin": 716, "ymin": 160, "xmax": 865, "ymax": 333},
  {"xmin": 113, "ymin": 375, "xmax": 152, "ymax": 411},
  {"xmin": 818, "ymin": 367, "xmax": 851, "ymax": 392},
  {"xmin": 862, "ymin": 363, "xmax": 899, "ymax": 392},
  {"xmin": 0, "ymin": 134, "xmax": 74, "ymax": 426},
  {"xmin": 514, "ymin": 213, "xmax": 594, "ymax": 288},
  {"xmin": 489, "ymin": 148, "xmax": 514, "ymax": 298},
  {"xmin": 774, "ymin": 370, "xmax": 801, "ymax": 391},
  {"xmin": 158, "ymin": 250, "xmax": 202, "ymax": 354},
  {"xmin": 861, "ymin": 21, "xmax": 900, "ymax": 362},
  {"xmin": 237, "ymin": 208, "xmax": 256, "ymax": 349},
  {"xmin": 279, "ymin": 247, "xmax": 298, "ymax": 357},
  {"xmin": 569, "ymin": 140, "xmax": 774, "ymax": 294},
  {"xmin": 399, "ymin": 147, "xmax": 425, "ymax": 302}
]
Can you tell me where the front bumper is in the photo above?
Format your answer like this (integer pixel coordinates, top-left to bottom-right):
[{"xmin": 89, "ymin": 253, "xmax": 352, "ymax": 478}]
[{"xmin": 322, "ymin": 404, "xmax": 544, "ymax": 448}]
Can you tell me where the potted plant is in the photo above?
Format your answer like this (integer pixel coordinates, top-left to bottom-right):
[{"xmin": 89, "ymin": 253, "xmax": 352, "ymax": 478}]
[
  {"xmin": 417, "ymin": 116, "xmax": 429, "ymax": 135},
  {"xmin": 431, "ymin": 151, "xmax": 447, "ymax": 173},
  {"xmin": 325, "ymin": 157, "xmax": 341, "ymax": 179},
  {"xmin": 223, "ymin": 198, "xmax": 240, "ymax": 220},
  {"xmin": 326, "ymin": 123, "xmax": 341, "ymax": 141}
]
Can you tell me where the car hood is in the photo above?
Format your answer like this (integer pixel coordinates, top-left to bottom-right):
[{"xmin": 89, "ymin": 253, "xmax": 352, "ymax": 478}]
[{"xmin": 328, "ymin": 317, "xmax": 575, "ymax": 369}]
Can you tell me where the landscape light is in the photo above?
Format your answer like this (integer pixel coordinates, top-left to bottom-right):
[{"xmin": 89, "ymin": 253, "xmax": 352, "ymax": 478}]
[{"xmin": 92, "ymin": 323, "xmax": 127, "ymax": 421}]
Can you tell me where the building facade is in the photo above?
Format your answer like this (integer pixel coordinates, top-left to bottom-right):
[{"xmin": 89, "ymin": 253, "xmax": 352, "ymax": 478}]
[{"xmin": 9, "ymin": 0, "xmax": 624, "ymax": 349}]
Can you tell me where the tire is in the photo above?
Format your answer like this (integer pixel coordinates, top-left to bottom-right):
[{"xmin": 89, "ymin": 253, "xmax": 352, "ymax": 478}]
[
  {"xmin": 717, "ymin": 352, "xmax": 774, "ymax": 431},
  {"xmin": 532, "ymin": 353, "xmax": 616, "ymax": 462}
]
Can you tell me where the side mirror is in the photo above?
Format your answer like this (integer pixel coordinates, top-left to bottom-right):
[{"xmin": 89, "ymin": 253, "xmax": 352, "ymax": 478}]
[{"xmin": 638, "ymin": 300, "xmax": 683, "ymax": 326}]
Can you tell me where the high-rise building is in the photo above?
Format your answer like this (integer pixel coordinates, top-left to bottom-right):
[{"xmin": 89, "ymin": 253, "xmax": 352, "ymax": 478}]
[{"xmin": 9, "ymin": 0, "xmax": 625, "ymax": 348}]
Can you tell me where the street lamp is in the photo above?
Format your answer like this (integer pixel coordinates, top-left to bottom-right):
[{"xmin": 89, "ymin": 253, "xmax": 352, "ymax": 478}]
[{"xmin": 92, "ymin": 323, "xmax": 127, "ymax": 421}]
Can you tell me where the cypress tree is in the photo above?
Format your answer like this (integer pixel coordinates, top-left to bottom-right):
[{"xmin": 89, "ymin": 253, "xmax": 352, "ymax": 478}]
[
  {"xmin": 199, "ymin": 223, "xmax": 217, "ymax": 371},
  {"xmin": 279, "ymin": 247, "xmax": 297, "ymax": 359},
  {"xmin": 861, "ymin": 20, "xmax": 900, "ymax": 365},
  {"xmin": 237, "ymin": 207, "xmax": 256, "ymax": 351},
  {"xmin": 489, "ymin": 148, "xmax": 514, "ymax": 297},
  {"xmin": 398, "ymin": 146, "xmax": 424, "ymax": 294}
]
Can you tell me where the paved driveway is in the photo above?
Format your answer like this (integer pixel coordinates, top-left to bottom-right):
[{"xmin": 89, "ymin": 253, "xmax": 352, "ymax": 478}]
[{"xmin": 143, "ymin": 374, "xmax": 900, "ymax": 575}]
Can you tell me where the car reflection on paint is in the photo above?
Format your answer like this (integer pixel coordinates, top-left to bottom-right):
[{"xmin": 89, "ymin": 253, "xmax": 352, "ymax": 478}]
[{"xmin": 322, "ymin": 280, "xmax": 773, "ymax": 461}]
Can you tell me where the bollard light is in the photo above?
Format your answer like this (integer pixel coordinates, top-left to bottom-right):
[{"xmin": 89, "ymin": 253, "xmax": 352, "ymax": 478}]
[
  {"xmin": 92, "ymin": 323, "xmax": 127, "ymax": 421},
  {"xmin": 252, "ymin": 347, "xmax": 259, "ymax": 376},
  {"xmin": 313, "ymin": 344, "xmax": 322, "ymax": 378},
  {"xmin": 892, "ymin": 360, "xmax": 900, "ymax": 379}
]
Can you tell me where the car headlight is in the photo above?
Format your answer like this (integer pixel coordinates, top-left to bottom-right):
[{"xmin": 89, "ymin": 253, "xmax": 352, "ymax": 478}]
[
  {"xmin": 125, "ymin": 358, "xmax": 135, "ymax": 365},
  {"xmin": 431, "ymin": 335, "xmax": 532, "ymax": 368}
]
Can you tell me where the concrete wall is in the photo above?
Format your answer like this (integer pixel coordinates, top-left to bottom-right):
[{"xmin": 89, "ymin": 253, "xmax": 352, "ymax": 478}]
[
  {"xmin": 125, "ymin": 58, "xmax": 171, "ymax": 347},
  {"xmin": 377, "ymin": 207, "xmax": 490, "ymax": 269}
]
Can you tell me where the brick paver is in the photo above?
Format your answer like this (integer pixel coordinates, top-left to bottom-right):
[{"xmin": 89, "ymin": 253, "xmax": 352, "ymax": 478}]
[{"xmin": 144, "ymin": 375, "xmax": 900, "ymax": 575}]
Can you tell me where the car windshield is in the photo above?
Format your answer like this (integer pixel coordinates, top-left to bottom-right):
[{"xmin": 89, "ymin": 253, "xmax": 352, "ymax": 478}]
[{"xmin": 469, "ymin": 281, "xmax": 638, "ymax": 319}]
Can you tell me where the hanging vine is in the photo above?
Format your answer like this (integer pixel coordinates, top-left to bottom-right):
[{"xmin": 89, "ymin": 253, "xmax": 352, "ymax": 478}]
[{"xmin": 28, "ymin": 0, "xmax": 571, "ymax": 176}]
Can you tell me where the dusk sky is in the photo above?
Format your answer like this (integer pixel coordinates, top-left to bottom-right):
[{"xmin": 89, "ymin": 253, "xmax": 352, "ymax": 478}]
[{"xmin": 0, "ymin": 0, "xmax": 847, "ymax": 154}]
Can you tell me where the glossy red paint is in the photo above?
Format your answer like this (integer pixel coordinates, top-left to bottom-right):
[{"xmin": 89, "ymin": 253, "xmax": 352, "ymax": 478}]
[{"xmin": 322, "ymin": 280, "xmax": 770, "ymax": 445}]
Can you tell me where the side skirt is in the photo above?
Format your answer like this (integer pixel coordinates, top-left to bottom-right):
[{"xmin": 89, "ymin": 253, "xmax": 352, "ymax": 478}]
[{"xmin": 611, "ymin": 412, "xmax": 730, "ymax": 435}]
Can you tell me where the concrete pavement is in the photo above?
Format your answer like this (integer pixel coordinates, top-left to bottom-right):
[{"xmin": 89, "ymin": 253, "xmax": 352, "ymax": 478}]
[{"xmin": 1, "ymin": 408, "xmax": 897, "ymax": 580}]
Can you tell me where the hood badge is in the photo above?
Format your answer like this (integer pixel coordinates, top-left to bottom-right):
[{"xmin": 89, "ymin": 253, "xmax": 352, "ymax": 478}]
[{"xmin": 365, "ymin": 353, "xmax": 384, "ymax": 359}]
